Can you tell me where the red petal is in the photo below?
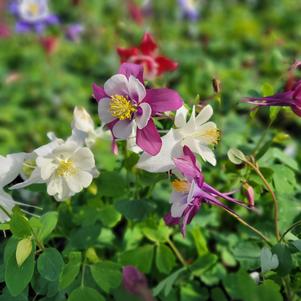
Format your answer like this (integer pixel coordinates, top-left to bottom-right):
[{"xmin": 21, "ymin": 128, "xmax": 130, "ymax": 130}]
[
  {"xmin": 139, "ymin": 32, "xmax": 157, "ymax": 55},
  {"xmin": 155, "ymin": 56, "xmax": 178, "ymax": 75},
  {"xmin": 116, "ymin": 47, "xmax": 139, "ymax": 62}
]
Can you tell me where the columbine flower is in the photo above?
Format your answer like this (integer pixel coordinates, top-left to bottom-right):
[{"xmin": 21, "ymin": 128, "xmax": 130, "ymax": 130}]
[
  {"xmin": 0, "ymin": 153, "xmax": 27, "ymax": 222},
  {"xmin": 93, "ymin": 63, "xmax": 183, "ymax": 155},
  {"xmin": 117, "ymin": 33, "xmax": 178, "ymax": 80},
  {"xmin": 244, "ymin": 80, "xmax": 301, "ymax": 117},
  {"xmin": 10, "ymin": 0, "xmax": 59, "ymax": 34},
  {"xmin": 178, "ymin": 0, "xmax": 200, "ymax": 21},
  {"xmin": 68, "ymin": 106, "xmax": 106, "ymax": 147},
  {"xmin": 123, "ymin": 266, "xmax": 155, "ymax": 301},
  {"xmin": 137, "ymin": 105, "xmax": 219, "ymax": 172},
  {"xmin": 65, "ymin": 23, "xmax": 84, "ymax": 42},
  {"xmin": 164, "ymin": 146, "xmax": 250, "ymax": 235},
  {"xmin": 35, "ymin": 141, "xmax": 98, "ymax": 201}
]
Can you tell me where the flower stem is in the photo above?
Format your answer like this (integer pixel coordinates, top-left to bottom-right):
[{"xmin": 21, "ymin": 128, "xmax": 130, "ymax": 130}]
[
  {"xmin": 167, "ymin": 238, "xmax": 187, "ymax": 267},
  {"xmin": 280, "ymin": 220, "xmax": 301, "ymax": 242},
  {"xmin": 221, "ymin": 207, "xmax": 272, "ymax": 246},
  {"xmin": 252, "ymin": 119, "xmax": 274, "ymax": 156},
  {"xmin": 246, "ymin": 161, "xmax": 281, "ymax": 241}
]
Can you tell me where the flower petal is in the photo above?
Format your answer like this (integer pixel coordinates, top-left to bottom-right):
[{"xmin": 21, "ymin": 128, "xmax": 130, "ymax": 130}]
[
  {"xmin": 113, "ymin": 120, "xmax": 135, "ymax": 139},
  {"xmin": 128, "ymin": 75, "xmax": 146, "ymax": 102},
  {"xmin": 139, "ymin": 32, "xmax": 157, "ymax": 55},
  {"xmin": 92, "ymin": 83, "xmax": 107, "ymax": 101},
  {"xmin": 144, "ymin": 88, "xmax": 183, "ymax": 113},
  {"xmin": 195, "ymin": 105, "xmax": 213, "ymax": 125},
  {"xmin": 136, "ymin": 119, "xmax": 162, "ymax": 155},
  {"xmin": 72, "ymin": 148, "xmax": 95, "ymax": 170},
  {"xmin": 118, "ymin": 63, "xmax": 144, "ymax": 83},
  {"xmin": 104, "ymin": 74, "xmax": 129, "ymax": 96},
  {"xmin": 175, "ymin": 105, "xmax": 188, "ymax": 128},
  {"xmin": 117, "ymin": 47, "xmax": 139, "ymax": 62},
  {"xmin": 170, "ymin": 191, "xmax": 188, "ymax": 217},
  {"xmin": 155, "ymin": 56, "xmax": 178, "ymax": 75},
  {"xmin": 135, "ymin": 103, "xmax": 152, "ymax": 129},
  {"xmin": 65, "ymin": 171, "xmax": 93, "ymax": 193},
  {"xmin": 98, "ymin": 98, "xmax": 115, "ymax": 124}
]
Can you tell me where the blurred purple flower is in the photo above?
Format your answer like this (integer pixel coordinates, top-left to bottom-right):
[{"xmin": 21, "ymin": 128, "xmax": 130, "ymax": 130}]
[
  {"xmin": 65, "ymin": 23, "xmax": 84, "ymax": 42},
  {"xmin": 178, "ymin": 0, "xmax": 200, "ymax": 21},
  {"xmin": 123, "ymin": 266, "xmax": 155, "ymax": 301},
  {"xmin": 164, "ymin": 146, "xmax": 251, "ymax": 235},
  {"xmin": 9, "ymin": 0, "xmax": 59, "ymax": 34},
  {"xmin": 244, "ymin": 80, "xmax": 301, "ymax": 117}
]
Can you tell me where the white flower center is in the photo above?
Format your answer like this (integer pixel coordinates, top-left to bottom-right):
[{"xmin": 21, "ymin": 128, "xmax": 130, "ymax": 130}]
[{"xmin": 56, "ymin": 159, "xmax": 77, "ymax": 177}]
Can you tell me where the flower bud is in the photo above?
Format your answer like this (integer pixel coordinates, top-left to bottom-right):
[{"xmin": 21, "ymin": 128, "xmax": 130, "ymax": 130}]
[{"xmin": 243, "ymin": 183, "xmax": 255, "ymax": 208}]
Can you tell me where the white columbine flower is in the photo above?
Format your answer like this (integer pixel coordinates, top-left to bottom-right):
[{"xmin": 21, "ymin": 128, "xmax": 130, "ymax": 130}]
[
  {"xmin": 19, "ymin": 0, "xmax": 50, "ymax": 22},
  {"xmin": 68, "ymin": 106, "xmax": 107, "ymax": 147},
  {"xmin": 36, "ymin": 141, "xmax": 98, "ymax": 201},
  {"xmin": 137, "ymin": 105, "xmax": 219, "ymax": 172}
]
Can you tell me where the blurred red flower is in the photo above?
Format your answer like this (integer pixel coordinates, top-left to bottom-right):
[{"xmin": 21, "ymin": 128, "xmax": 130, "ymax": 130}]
[{"xmin": 117, "ymin": 32, "xmax": 178, "ymax": 80}]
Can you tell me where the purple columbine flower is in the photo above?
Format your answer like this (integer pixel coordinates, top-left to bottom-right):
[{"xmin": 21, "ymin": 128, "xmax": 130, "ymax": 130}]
[
  {"xmin": 93, "ymin": 63, "xmax": 183, "ymax": 155},
  {"xmin": 178, "ymin": 0, "xmax": 200, "ymax": 21},
  {"xmin": 9, "ymin": 0, "xmax": 59, "ymax": 34},
  {"xmin": 164, "ymin": 146, "xmax": 251, "ymax": 236},
  {"xmin": 244, "ymin": 80, "xmax": 301, "ymax": 117},
  {"xmin": 65, "ymin": 23, "xmax": 84, "ymax": 42}
]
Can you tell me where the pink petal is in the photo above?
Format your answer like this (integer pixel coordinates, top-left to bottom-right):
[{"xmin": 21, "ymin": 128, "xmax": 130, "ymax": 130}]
[
  {"xmin": 144, "ymin": 88, "xmax": 183, "ymax": 113},
  {"xmin": 136, "ymin": 119, "xmax": 162, "ymax": 155},
  {"xmin": 135, "ymin": 103, "xmax": 152, "ymax": 129},
  {"xmin": 92, "ymin": 84, "xmax": 107, "ymax": 101},
  {"xmin": 118, "ymin": 63, "xmax": 144, "ymax": 84}
]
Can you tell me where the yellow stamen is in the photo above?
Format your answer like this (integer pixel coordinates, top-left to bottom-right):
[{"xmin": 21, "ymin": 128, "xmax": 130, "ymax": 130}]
[
  {"xmin": 192, "ymin": 128, "xmax": 220, "ymax": 145},
  {"xmin": 109, "ymin": 95, "xmax": 136, "ymax": 120},
  {"xmin": 28, "ymin": 3, "xmax": 39, "ymax": 16},
  {"xmin": 172, "ymin": 179, "xmax": 190, "ymax": 193},
  {"xmin": 56, "ymin": 160, "xmax": 77, "ymax": 177}
]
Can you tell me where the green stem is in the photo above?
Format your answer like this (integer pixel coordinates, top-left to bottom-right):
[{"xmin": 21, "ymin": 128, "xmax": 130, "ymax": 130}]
[
  {"xmin": 280, "ymin": 220, "xmax": 301, "ymax": 242},
  {"xmin": 221, "ymin": 206, "xmax": 272, "ymax": 246},
  {"xmin": 252, "ymin": 119, "xmax": 274, "ymax": 156},
  {"xmin": 167, "ymin": 239, "xmax": 187, "ymax": 267},
  {"xmin": 81, "ymin": 260, "xmax": 87, "ymax": 288},
  {"xmin": 246, "ymin": 161, "xmax": 281, "ymax": 241}
]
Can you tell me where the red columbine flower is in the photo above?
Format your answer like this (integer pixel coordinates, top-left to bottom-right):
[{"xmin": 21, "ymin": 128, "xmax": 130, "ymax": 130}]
[
  {"xmin": 244, "ymin": 80, "xmax": 301, "ymax": 117},
  {"xmin": 117, "ymin": 32, "xmax": 178, "ymax": 81}
]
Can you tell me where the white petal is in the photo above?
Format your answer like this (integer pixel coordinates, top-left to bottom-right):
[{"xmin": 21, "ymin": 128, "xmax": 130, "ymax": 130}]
[
  {"xmin": 10, "ymin": 168, "xmax": 44, "ymax": 189},
  {"xmin": 98, "ymin": 98, "xmax": 115, "ymax": 124},
  {"xmin": 195, "ymin": 105, "xmax": 213, "ymax": 125},
  {"xmin": 36, "ymin": 157, "xmax": 57, "ymax": 180},
  {"xmin": 47, "ymin": 175, "xmax": 63, "ymax": 196},
  {"xmin": 170, "ymin": 191, "xmax": 188, "ymax": 217},
  {"xmin": 136, "ymin": 129, "xmax": 182, "ymax": 172},
  {"xmin": 65, "ymin": 171, "xmax": 93, "ymax": 193},
  {"xmin": 182, "ymin": 106, "xmax": 197, "ymax": 133},
  {"xmin": 72, "ymin": 106, "xmax": 94, "ymax": 133},
  {"xmin": 135, "ymin": 103, "xmax": 152, "ymax": 129},
  {"xmin": 112, "ymin": 120, "xmax": 135, "ymax": 139},
  {"xmin": 175, "ymin": 105, "xmax": 188, "ymax": 128},
  {"xmin": 128, "ymin": 75, "xmax": 146, "ymax": 102},
  {"xmin": 104, "ymin": 74, "xmax": 129, "ymax": 96},
  {"xmin": 72, "ymin": 147, "xmax": 95, "ymax": 170}
]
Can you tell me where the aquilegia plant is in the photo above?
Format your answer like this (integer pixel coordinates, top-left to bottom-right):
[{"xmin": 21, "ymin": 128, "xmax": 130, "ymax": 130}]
[{"xmin": 1, "ymin": 30, "xmax": 301, "ymax": 301}]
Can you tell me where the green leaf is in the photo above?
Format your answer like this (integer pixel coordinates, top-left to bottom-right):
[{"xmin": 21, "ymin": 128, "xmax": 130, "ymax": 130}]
[
  {"xmin": 156, "ymin": 244, "xmax": 176, "ymax": 274},
  {"xmin": 260, "ymin": 247, "xmax": 279, "ymax": 273},
  {"xmin": 190, "ymin": 227, "xmax": 208, "ymax": 256},
  {"xmin": 272, "ymin": 165, "xmax": 296, "ymax": 195},
  {"xmin": 98, "ymin": 171, "xmax": 126, "ymax": 197},
  {"xmin": 38, "ymin": 248, "xmax": 64, "ymax": 281},
  {"xmin": 262, "ymin": 83, "xmax": 274, "ymax": 97},
  {"xmin": 153, "ymin": 267, "xmax": 186, "ymax": 297},
  {"xmin": 16, "ymin": 238, "xmax": 33, "ymax": 267},
  {"xmin": 191, "ymin": 254, "xmax": 218, "ymax": 277},
  {"xmin": 257, "ymin": 280, "xmax": 283, "ymax": 301},
  {"xmin": 98, "ymin": 205, "xmax": 121, "ymax": 228},
  {"xmin": 59, "ymin": 252, "xmax": 82, "ymax": 290},
  {"xmin": 90, "ymin": 261, "xmax": 122, "ymax": 293},
  {"xmin": 180, "ymin": 283, "xmax": 209, "ymax": 301},
  {"xmin": 232, "ymin": 242, "xmax": 261, "ymax": 269},
  {"xmin": 272, "ymin": 243, "xmax": 293, "ymax": 276},
  {"xmin": 292, "ymin": 240, "xmax": 301, "ymax": 251},
  {"xmin": 37, "ymin": 212, "xmax": 58, "ymax": 241},
  {"xmin": 5, "ymin": 244, "xmax": 35, "ymax": 296},
  {"xmin": 67, "ymin": 287, "xmax": 105, "ymax": 301},
  {"xmin": 9, "ymin": 211, "xmax": 32, "ymax": 239},
  {"xmin": 211, "ymin": 287, "xmax": 228, "ymax": 301},
  {"xmin": 142, "ymin": 223, "xmax": 171, "ymax": 243},
  {"xmin": 119, "ymin": 245, "xmax": 154, "ymax": 273},
  {"xmin": 115, "ymin": 200, "xmax": 155, "ymax": 221}
]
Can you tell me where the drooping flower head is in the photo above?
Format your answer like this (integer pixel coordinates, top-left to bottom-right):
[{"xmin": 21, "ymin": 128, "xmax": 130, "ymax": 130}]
[
  {"xmin": 164, "ymin": 146, "xmax": 250, "ymax": 235},
  {"xmin": 93, "ymin": 63, "xmax": 183, "ymax": 155},
  {"xmin": 10, "ymin": 0, "xmax": 59, "ymax": 34},
  {"xmin": 244, "ymin": 80, "xmax": 301, "ymax": 117},
  {"xmin": 137, "ymin": 104, "xmax": 220, "ymax": 172},
  {"xmin": 117, "ymin": 33, "xmax": 178, "ymax": 80},
  {"xmin": 178, "ymin": 0, "xmax": 200, "ymax": 21}
]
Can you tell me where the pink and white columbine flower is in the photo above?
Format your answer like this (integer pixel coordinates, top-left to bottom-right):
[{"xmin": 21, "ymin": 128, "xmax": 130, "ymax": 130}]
[
  {"xmin": 164, "ymin": 146, "xmax": 251, "ymax": 235},
  {"xmin": 93, "ymin": 63, "xmax": 183, "ymax": 155}
]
